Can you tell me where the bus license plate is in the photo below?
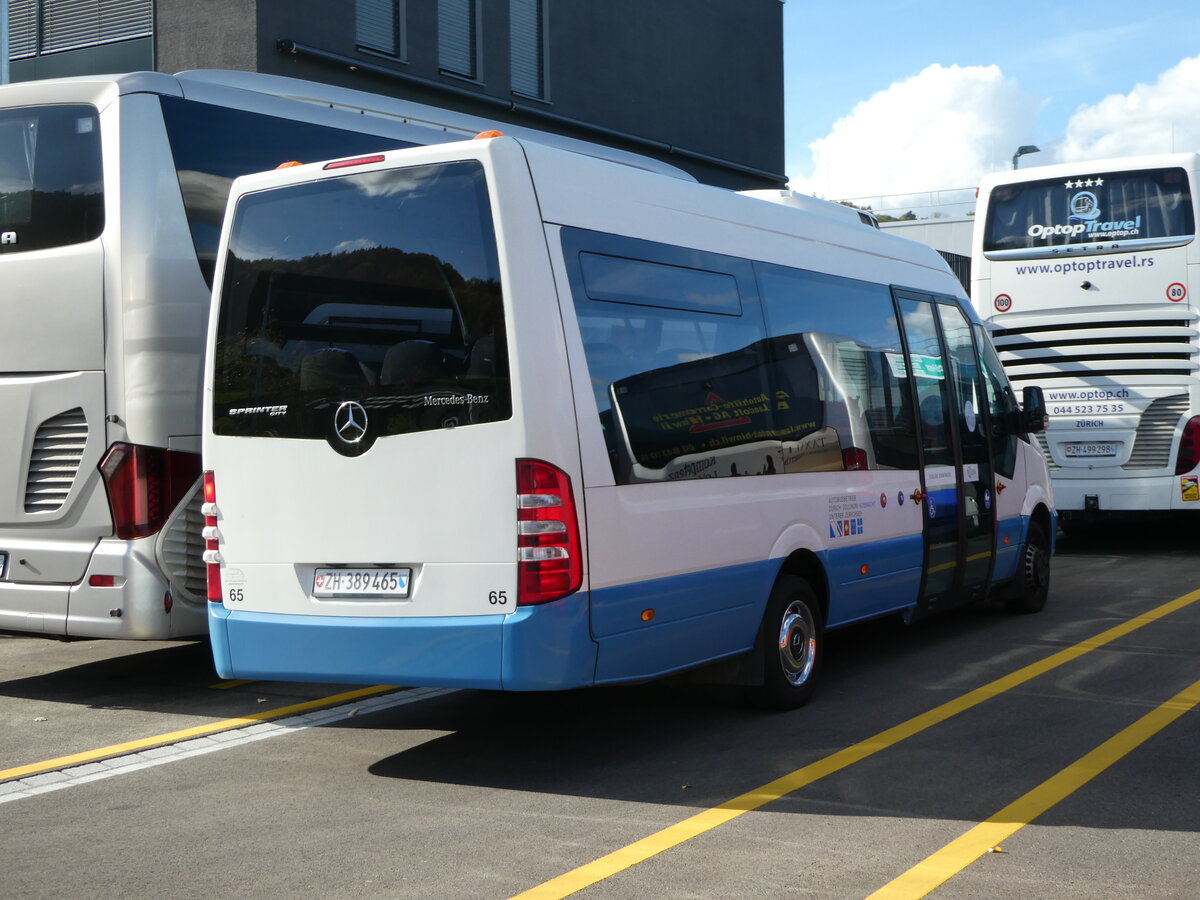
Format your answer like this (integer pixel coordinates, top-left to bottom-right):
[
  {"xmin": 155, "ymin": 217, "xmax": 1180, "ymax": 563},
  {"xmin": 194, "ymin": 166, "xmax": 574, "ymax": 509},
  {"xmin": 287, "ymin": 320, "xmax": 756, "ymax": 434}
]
[
  {"xmin": 313, "ymin": 567, "xmax": 411, "ymax": 598},
  {"xmin": 1063, "ymin": 443, "xmax": 1118, "ymax": 458}
]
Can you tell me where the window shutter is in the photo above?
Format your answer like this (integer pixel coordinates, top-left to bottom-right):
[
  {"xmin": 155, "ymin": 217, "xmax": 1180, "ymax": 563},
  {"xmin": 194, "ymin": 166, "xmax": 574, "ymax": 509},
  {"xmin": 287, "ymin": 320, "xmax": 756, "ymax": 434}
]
[
  {"xmin": 8, "ymin": 0, "xmax": 39, "ymax": 58},
  {"xmin": 98, "ymin": 0, "xmax": 152, "ymax": 44},
  {"xmin": 357, "ymin": 0, "xmax": 398, "ymax": 56},
  {"xmin": 41, "ymin": 0, "xmax": 152, "ymax": 55},
  {"xmin": 438, "ymin": 0, "xmax": 476, "ymax": 78},
  {"xmin": 509, "ymin": 0, "xmax": 543, "ymax": 98}
]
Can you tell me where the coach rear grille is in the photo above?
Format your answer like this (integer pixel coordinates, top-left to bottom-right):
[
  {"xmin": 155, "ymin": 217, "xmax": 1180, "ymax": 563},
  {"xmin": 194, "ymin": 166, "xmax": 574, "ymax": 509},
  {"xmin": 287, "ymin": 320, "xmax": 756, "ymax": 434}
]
[
  {"xmin": 1125, "ymin": 393, "xmax": 1189, "ymax": 470},
  {"xmin": 24, "ymin": 408, "xmax": 88, "ymax": 513},
  {"xmin": 992, "ymin": 317, "xmax": 1198, "ymax": 381},
  {"xmin": 156, "ymin": 479, "xmax": 207, "ymax": 605},
  {"xmin": 1034, "ymin": 432, "xmax": 1060, "ymax": 472}
]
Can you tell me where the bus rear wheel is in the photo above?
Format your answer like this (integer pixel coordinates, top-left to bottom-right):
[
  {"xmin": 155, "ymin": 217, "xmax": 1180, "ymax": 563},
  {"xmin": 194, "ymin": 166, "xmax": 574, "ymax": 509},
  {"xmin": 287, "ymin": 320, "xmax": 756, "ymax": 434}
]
[
  {"xmin": 1007, "ymin": 521, "xmax": 1050, "ymax": 614},
  {"xmin": 749, "ymin": 575, "xmax": 824, "ymax": 710}
]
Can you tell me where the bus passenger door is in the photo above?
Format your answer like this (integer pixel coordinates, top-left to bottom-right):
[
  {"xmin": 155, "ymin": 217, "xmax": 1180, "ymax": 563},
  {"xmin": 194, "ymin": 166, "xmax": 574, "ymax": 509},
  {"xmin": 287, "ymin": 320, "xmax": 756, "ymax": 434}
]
[
  {"xmin": 938, "ymin": 303, "xmax": 996, "ymax": 601},
  {"xmin": 895, "ymin": 293, "xmax": 995, "ymax": 612}
]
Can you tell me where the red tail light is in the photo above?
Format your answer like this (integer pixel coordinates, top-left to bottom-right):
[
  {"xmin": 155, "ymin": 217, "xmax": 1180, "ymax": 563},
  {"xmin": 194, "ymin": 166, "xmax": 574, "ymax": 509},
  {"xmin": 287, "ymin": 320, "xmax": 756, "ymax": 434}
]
[
  {"xmin": 516, "ymin": 459, "xmax": 582, "ymax": 605},
  {"xmin": 98, "ymin": 443, "xmax": 201, "ymax": 540},
  {"xmin": 1176, "ymin": 416, "xmax": 1200, "ymax": 474},
  {"xmin": 202, "ymin": 471, "xmax": 223, "ymax": 602},
  {"xmin": 842, "ymin": 447, "xmax": 869, "ymax": 471}
]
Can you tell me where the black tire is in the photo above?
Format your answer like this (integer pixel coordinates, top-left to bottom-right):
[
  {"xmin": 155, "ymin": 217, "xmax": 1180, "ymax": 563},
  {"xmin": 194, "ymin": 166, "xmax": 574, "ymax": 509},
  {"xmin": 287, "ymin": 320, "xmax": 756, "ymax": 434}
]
[
  {"xmin": 1007, "ymin": 521, "xmax": 1050, "ymax": 614},
  {"xmin": 748, "ymin": 575, "xmax": 824, "ymax": 710}
]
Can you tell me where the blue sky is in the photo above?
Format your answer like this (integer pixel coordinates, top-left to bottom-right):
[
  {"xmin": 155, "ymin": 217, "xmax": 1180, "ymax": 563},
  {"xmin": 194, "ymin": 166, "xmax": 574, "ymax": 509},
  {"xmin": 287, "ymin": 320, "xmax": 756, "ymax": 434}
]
[{"xmin": 783, "ymin": 0, "xmax": 1200, "ymax": 207}]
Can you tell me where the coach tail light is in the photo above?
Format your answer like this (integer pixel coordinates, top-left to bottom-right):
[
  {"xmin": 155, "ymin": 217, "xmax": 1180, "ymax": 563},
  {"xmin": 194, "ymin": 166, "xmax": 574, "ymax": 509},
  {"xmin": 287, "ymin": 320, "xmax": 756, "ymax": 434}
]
[
  {"xmin": 99, "ymin": 443, "xmax": 201, "ymax": 540},
  {"xmin": 516, "ymin": 459, "xmax": 582, "ymax": 605},
  {"xmin": 1175, "ymin": 417, "xmax": 1200, "ymax": 475}
]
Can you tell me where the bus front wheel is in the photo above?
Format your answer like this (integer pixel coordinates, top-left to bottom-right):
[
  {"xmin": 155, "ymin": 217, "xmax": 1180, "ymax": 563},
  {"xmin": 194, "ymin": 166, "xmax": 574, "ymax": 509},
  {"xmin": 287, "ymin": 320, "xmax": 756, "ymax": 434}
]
[
  {"xmin": 749, "ymin": 575, "xmax": 824, "ymax": 710},
  {"xmin": 1007, "ymin": 521, "xmax": 1050, "ymax": 614}
]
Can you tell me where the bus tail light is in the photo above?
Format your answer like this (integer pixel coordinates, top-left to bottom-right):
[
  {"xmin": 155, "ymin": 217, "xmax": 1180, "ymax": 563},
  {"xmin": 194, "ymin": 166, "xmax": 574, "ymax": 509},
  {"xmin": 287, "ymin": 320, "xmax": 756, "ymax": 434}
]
[
  {"xmin": 202, "ymin": 471, "xmax": 223, "ymax": 602},
  {"xmin": 98, "ymin": 443, "xmax": 201, "ymax": 540},
  {"xmin": 842, "ymin": 447, "xmax": 869, "ymax": 471},
  {"xmin": 516, "ymin": 459, "xmax": 582, "ymax": 605},
  {"xmin": 1175, "ymin": 417, "xmax": 1200, "ymax": 474}
]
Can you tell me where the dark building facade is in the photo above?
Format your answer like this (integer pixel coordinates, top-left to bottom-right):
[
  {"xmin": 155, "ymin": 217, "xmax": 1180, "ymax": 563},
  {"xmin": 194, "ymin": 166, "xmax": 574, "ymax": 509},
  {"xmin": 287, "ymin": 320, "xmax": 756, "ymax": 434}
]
[{"xmin": 5, "ymin": 0, "xmax": 785, "ymax": 189}]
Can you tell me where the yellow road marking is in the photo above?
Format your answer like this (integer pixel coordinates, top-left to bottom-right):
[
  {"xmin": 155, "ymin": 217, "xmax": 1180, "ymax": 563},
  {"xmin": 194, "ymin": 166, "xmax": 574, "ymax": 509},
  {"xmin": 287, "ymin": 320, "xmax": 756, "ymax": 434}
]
[
  {"xmin": 209, "ymin": 679, "xmax": 255, "ymax": 690},
  {"xmin": 867, "ymin": 676, "xmax": 1200, "ymax": 899},
  {"xmin": 0, "ymin": 684, "xmax": 397, "ymax": 782},
  {"xmin": 510, "ymin": 588, "xmax": 1200, "ymax": 900}
]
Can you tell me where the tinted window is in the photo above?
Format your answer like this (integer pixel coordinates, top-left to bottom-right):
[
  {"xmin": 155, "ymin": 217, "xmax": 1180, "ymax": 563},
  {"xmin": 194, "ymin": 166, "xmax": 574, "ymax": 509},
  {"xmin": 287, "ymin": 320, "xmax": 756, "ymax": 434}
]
[
  {"xmin": 159, "ymin": 97, "xmax": 418, "ymax": 285},
  {"xmin": 983, "ymin": 166, "xmax": 1194, "ymax": 256},
  {"xmin": 759, "ymin": 266, "xmax": 918, "ymax": 471},
  {"xmin": 213, "ymin": 161, "xmax": 509, "ymax": 452},
  {"xmin": 0, "ymin": 104, "xmax": 103, "ymax": 253},
  {"xmin": 579, "ymin": 252, "xmax": 742, "ymax": 315},
  {"xmin": 975, "ymin": 325, "xmax": 1018, "ymax": 478},
  {"xmin": 565, "ymin": 230, "xmax": 917, "ymax": 483},
  {"xmin": 897, "ymin": 298, "xmax": 954, "ymax": 469}
]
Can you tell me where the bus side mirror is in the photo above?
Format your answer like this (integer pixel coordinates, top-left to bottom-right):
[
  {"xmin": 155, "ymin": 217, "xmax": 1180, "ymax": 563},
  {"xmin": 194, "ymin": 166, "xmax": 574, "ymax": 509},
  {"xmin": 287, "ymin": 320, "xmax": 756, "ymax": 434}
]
[{"xmin": 1021, "ymin": 385, "xmax": 1047, "ymax": 433}]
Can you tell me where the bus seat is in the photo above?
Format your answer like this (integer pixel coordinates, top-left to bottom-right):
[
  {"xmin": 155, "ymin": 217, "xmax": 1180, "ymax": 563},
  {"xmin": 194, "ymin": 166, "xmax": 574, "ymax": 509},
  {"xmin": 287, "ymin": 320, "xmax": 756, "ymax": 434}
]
[
  {"xmin": 299, "ymin": 348, "xmax": 368, "ymax": 392},
  {"xmin": 465, "ymin": 333, "xmax": 496, "ymax": 377},
  {"xmin": 381, "ymin": 340, "xmax": 447, "ymax": 388}
]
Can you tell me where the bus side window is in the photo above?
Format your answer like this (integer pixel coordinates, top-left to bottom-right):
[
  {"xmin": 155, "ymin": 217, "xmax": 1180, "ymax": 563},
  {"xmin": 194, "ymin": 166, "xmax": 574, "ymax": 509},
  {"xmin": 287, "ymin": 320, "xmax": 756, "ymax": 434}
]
[{"xmin": 757, "ymin": 264, "xmax": 918, "ymax": 471}]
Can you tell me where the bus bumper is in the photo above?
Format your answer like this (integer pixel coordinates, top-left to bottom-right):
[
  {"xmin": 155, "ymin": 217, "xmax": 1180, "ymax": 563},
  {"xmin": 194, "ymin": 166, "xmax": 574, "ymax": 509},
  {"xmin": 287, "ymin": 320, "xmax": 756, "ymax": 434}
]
[
  {"xmin": 1052, "ymin": 473, "xmax": 1200, "ymax": 512},
  {"xmin": 0, "ymin": 535, "xmax": 206, "ymax": 640},
  {"xmin": 208, "ymin": 594, "xmax": 597, "ymax": 691}
]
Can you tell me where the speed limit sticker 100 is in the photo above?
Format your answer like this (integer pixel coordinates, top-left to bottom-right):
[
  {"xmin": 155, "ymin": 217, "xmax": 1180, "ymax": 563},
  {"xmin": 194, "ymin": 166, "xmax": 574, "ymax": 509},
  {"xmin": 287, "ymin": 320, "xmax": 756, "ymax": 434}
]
[{"xmin": 994, "ymin": 293, "xmax": 1012, "ymax": 312}]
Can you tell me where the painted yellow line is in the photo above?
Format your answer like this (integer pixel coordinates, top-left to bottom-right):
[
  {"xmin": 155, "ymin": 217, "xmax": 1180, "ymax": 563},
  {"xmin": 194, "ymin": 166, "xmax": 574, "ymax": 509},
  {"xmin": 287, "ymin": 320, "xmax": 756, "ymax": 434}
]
[
  {"xmin": 867, "ymin": 676, "xmax": 1200, "ymax": 899},
  {"xmin": 510, "ymin": 588, "xmax": 1200, "ymax": 900},
  {"xmin": 209, "ymin": 679, "xmax": 255, "ymax": 690},
  {"xmin": 0, "ymin": 684, "xmax": 397, "ymax": 782}
]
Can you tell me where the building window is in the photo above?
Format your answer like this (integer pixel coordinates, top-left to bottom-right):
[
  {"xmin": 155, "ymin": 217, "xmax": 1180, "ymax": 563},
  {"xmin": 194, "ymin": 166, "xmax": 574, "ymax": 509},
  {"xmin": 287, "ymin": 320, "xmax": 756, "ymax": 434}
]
[
  {"xmin": 356, "ymin": 0, "xmax": 405, "ymax": 59},
  {"xmin": 509, "ymin": 0, "xmax": 546, "ymax": 99},
  {"xmin": 8, "ymin": 0, "xmax": 153, "ymax": 60},
  {"xmin": 438, "ymin": 0, "xmax": 479, "ymax": 80}
]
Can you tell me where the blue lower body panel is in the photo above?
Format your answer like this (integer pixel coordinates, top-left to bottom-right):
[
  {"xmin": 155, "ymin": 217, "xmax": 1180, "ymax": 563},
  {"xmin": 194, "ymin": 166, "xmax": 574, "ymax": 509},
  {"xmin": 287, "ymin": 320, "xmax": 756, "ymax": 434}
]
[{"xmin": 209, "ymin": 595, "xmax": 597, "ymax": 691}]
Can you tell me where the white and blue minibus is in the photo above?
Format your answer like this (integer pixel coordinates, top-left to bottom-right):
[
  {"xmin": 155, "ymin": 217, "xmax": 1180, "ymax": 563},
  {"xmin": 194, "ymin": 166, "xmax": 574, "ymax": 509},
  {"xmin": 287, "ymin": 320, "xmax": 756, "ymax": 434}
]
[{"xmin": 202, "ymin": 135, "xmax": 1055, "ymax": 707}]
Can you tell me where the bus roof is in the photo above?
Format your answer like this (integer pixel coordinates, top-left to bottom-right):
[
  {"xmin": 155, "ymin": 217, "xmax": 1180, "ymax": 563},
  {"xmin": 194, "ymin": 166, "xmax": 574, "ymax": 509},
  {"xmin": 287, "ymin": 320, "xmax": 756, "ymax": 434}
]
[
  {"xmin": 979, "ymin": 151, "xmax": 1200, "ymax": 190},
  {"xmin": 0, "ymin": 69, "xmax": 697, "ymax": 183}
]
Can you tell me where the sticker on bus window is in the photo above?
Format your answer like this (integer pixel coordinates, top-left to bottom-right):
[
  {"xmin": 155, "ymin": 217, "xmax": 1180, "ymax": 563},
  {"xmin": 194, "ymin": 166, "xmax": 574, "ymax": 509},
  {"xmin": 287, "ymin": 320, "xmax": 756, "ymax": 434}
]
[{"xmin": 1180, "ymin": 476, "xmax": 1198, "ymax": 501}]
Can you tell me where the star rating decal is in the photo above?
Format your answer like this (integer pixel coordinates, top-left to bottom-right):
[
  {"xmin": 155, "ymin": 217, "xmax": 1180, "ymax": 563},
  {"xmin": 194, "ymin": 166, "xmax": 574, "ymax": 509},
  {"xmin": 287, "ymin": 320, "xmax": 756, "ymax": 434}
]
[{"xmin": 1064, "ymin": 178, "xmax": 1104, "ymax": 189}]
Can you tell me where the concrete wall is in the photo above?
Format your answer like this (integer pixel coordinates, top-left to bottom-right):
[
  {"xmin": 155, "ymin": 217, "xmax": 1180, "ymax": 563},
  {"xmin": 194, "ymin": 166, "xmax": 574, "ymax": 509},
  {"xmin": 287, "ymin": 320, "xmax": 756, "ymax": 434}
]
[{"xmin": 155, "ymin": 0, "xmax": 258, "ymax": 73}]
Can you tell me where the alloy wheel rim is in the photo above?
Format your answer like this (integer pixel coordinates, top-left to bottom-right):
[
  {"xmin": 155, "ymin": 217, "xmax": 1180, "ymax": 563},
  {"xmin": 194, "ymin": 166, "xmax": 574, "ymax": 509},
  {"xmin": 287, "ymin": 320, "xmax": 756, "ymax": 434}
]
[{"xmin": 777, "ymin": 600, "xmax": 816, "ymax": 686}]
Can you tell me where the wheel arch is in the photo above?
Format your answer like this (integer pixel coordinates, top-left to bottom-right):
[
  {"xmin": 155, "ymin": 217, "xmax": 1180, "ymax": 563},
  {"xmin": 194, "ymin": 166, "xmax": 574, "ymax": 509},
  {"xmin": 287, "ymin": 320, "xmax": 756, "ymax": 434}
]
[{"xmin": 773, "ymin": 548, "xmax": 829, "ymax": 625}]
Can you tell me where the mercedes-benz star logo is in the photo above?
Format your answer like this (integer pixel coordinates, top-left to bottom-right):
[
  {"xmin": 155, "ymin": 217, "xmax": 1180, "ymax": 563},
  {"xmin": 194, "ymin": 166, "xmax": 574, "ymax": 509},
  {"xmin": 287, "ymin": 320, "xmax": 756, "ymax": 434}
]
[{"xmin": 334, "ymin": 401, "xmax": 368, "ymax": 444}]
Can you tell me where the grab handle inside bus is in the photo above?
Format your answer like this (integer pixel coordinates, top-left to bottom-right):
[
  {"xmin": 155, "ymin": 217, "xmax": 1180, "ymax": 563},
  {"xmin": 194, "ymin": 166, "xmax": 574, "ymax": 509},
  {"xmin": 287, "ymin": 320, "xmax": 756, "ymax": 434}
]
[{"xmin": 1021, "ymin": 385, "xmax": 1047, "ymax": 434}]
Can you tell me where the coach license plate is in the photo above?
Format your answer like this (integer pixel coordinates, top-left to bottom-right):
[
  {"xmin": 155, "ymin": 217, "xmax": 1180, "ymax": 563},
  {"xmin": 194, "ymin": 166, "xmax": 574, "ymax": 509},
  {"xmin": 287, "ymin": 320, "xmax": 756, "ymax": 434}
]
[
  {"xmin": 1063, "ymin": 442, "xmax": 1118, "ymax": 458},
  {"xmin": 313, "ymin": 567, "xmax": 411, "ymax": 598}
]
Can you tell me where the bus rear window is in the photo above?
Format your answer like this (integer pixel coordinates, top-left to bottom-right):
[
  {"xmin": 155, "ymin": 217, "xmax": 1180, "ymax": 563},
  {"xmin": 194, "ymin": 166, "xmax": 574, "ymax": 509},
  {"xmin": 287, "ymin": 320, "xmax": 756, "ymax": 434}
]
[
  {"xmin": 212, "ymin": 160, "xmax": 510, "ymax": 442},
  {"xmin": 0, "ymin": 104, "xmax": 103, "ymax": 253},
  {"xmin": 983, "ymin": 166, "xmax": 1194, "ymax": 257}
]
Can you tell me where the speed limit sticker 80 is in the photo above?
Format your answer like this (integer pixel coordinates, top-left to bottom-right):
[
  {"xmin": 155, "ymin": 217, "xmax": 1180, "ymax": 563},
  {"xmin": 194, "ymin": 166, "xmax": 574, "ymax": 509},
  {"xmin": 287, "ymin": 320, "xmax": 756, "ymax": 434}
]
[{"xmin": 1167, "ymin": 283, "xmax": 1187, "ymax": 303}]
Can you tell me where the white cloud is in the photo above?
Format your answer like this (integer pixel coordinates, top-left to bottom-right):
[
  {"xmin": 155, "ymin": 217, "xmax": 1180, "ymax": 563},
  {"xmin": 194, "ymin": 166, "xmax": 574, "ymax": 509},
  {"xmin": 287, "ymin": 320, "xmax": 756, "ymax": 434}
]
[
  {"xmin": 1056, "ymin": 55, "xmax": 1200, "ymax": 162},
  {"xmin": 333, "ymin": 238, "xmax": 380, "ymax": 254},
  {"xmin": 789, "ymin": 63, "xmax": 1038, "ymax": 204}
]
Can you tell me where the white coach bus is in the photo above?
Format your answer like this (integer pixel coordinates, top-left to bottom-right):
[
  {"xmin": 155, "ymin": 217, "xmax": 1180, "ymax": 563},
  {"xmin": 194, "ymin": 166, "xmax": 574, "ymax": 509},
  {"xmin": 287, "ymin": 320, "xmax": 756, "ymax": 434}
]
[
  {"xmin": 0, "ymin": 69, "xmax": 685, "ymax": 640},
  {"xmin": 974, "ymin": 153, "xmax": 1199, "ymax": 523},
  {"xmin": 202, "ymin": 135, "xmax": 1054, "ymax": 707}
]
